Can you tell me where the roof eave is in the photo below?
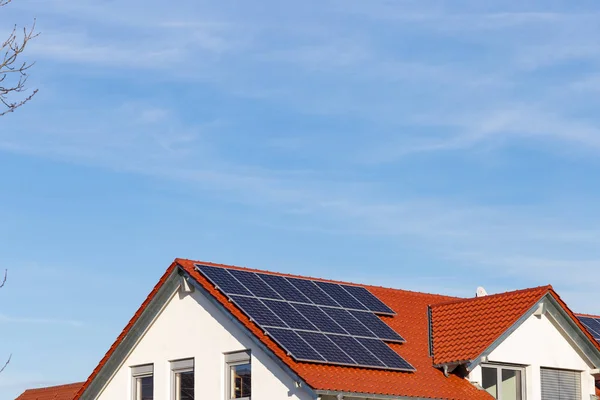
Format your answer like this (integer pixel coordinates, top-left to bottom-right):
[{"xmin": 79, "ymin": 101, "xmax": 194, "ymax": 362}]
[{"xmin": 314, "ymin": 389, "xmax": 448, "ymax": 400}]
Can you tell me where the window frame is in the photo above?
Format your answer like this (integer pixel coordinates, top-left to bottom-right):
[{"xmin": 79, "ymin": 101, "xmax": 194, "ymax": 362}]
[
  {"xmin": 171, "ymin": 358, "xmax": 195, "ymax": 400},
  {"xmin": 225, "ymin": 350, "xmax": 251, "ymax": 400},
  {"xmin": 131, "ymin": 364, "xmax": 154, "ymax": 400},
  {"xmin": 481, "ymin": 363, "xmax": 526, "ymax": 400}
]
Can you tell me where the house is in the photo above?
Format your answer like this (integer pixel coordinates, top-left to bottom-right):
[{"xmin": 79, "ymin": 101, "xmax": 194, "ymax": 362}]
[
  {"xmin": 15, "ymin": 382, "xmax": 84, "ymax": 400},
  {"xmin": 16, "ymin": 258, "xmax": 600, "ymax": 400}
]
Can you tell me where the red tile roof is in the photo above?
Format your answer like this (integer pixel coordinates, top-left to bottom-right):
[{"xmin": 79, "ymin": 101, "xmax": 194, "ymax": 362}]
[
  {"xmin": 431, "ymin": 287, "xmax": 600, "ymax": 366},
  {"xmin": 430, "ymin": 286, "xmax": 551, "ymax": 365},
  {"xmin": 16, "ymin": 382, "xmax": 84, "ymax": 400},
  {"xmin": 74, "ymin": 258, "xmax": 600, "ymax": 400}
]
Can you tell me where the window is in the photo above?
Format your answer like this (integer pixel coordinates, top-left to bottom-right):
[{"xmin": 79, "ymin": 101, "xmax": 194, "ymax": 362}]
[
  {"xmin": 481, "ymin": 364, "xmax": 524, "ymax": 400},
  {"xmin": 171, "ymin": 359, "xmax": 194, "ymax": 400},
  {"xmin": 225, "ymin": 350, "xmax": 251, "ymax": 400},
  {"xmin": 540, "ymin": 368, "xmax": 581, "ymax": 400},
  {"xmin": 131, "ymin": 364, "xmax": 153, "ymax": 400}
]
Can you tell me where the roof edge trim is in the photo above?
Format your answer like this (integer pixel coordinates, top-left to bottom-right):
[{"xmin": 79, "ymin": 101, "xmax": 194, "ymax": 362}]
[
  {"xmin": 467, "ymin": 293, "xmax": 600, "ymax": 371},
  {"xmin": 465, "ymin": 295, "xmax": 547, "ymax": 371},
  {"xmin": 79, "ymin": 267, "xmax": 182, "ymax": 399}
]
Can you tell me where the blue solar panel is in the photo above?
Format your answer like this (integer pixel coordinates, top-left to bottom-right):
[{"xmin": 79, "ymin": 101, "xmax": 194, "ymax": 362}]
[
  {"xmin": 198, "ymin": 265, "xmax": 252, "ymax": 296},
  {"xmin": 322, "ymin": 307, "xmax": 375, "ymax": 338},
  {"xmin": 579, "ymin": 316, "xmax": 600, "ymax": 340},
  {"xmin": 357, "ymin": 338, "xmax": 414, "ymax": 371},
  {"xmin": 314, "ymin": 281, "xmax": 367, "ymax": 310},
  {"xmin": 230, "ymin": 295, "xmax": 288, "ymax": 328},
  {"xmin": 228, "ymin": 269, "xmax": 283, "ymax": 300},
  {"xmin": 196, "ymin": 264, "xmax": 410, "ymax": 372},
  {"xmin": 328, "ymin": 334, "xmax": 385, "ymax": 367},
  {"xmin": 343, "ymin": 285, "xmax": 395, "ymax": 315},
  {"xmin": 287, "ymin": 278, "xmax": 340, "ymax": 307},
  {"xmin": 297, "ymin": 331, "xmax": 355, "ymax": 365},
  {"xmin": 262, "ymin": 299, "xmax": 318, "ymax": 331},
  {"xmin": 350, "ymin": 311, "xmax": 405, "ymax": 342},
  {"xmin": 267, "ymin": 328, "xmax": 324, "ymax": 362},
  {"xmin": 259, "ymin": 274, "xmax": 313, "ymax": 303},
  {"xmin": 292, "ymin": 303, "xmax": 347, "ymax": 334}
]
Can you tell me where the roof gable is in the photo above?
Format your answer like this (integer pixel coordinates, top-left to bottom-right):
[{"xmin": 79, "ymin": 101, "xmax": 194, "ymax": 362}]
[
  {"xmin": 430, "ymin": 286, "xmax": 600, "ymax": 369},
  {"xmin": 16, "ymin": 382, "xmax": 84, "ymax": 400},
  {"xmin": 430, "ymin": 286, "xmax": 551, "ymax": 365}
]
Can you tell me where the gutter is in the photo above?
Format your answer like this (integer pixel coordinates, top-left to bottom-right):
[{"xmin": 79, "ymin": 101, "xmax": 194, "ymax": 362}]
[{"xmin": 315, "ymin": 390, "xmax": 445, "ymax": 400}]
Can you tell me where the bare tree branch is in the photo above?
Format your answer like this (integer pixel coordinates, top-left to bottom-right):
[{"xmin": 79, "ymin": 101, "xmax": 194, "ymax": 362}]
[
  {"xmin": 1, "ymin": 0, "xmax": 38, "ymax": 116},
  {"xmin": 0, "ymin": 270, "xmax": 7, "ymax": 374},
  {"xmin": 0, "ymin": 354, "xmax": 11, "ymax": 374}
]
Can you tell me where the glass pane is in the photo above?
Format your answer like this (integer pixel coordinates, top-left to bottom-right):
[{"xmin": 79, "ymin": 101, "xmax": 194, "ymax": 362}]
[
  {"xmin": 482, "ymin": 367, "xmax": 498, "ymax": 399},
  {"xmin": 178, "ymin": 371, "xmax": 194, "ymax": 400},
  {"xmin": 140, "ymin": 376, "xmax": 153, "ymax": 400},
  {"xmin": 501, "ymin": 369, "xmax": 522, "ymax": 400},
  {"xmin": 231, "ymin": 363, "xmax": 251, "ymax": 398}
]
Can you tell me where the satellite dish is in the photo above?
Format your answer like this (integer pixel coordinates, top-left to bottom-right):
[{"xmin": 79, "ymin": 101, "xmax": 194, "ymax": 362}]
[{"xmin": 476, "ymin": 286, "xmax": 488, "ymax": 297}]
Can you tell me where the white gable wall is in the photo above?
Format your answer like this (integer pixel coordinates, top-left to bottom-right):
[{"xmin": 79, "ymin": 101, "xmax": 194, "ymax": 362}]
[
  {"xmin": 95, "ymin": 286, "xmax": 314, "ymax": 400},
  {"xmin": 468, "ymin": 312, "xmax": 597, "ymax": 400}
]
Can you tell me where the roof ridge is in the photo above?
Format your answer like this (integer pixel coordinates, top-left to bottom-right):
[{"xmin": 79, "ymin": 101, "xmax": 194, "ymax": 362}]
[
  {"xmin": 176, "ymin": 258, "xmax": 463, "ymax": 300},
  {"xmin": 22, "ymin": 382, "xmax": 84, "ymax": 392},
  {"xmin": 576, "ymin": 312, "xmax": 600, "ymax": 319},
  {"xmin": 429, "ymin": 284, "xmax": 552, "ymax": 308}
]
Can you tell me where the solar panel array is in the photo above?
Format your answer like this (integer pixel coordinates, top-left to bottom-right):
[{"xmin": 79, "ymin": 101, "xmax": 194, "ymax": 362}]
[
  {"xmin": 196, "ymin": 264, "xmax": 415, "ymax": 372},
  {"xmin": 577, "ymin": 315, "xmax": 600, "ymax": 343}
]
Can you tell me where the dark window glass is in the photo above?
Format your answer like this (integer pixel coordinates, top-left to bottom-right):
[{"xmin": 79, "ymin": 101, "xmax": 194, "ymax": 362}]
[
  {"xmin": 177, "ymin": 371, "xmax": 194, "ymax": 400},
  {"xmin": 231, "ymin": 363, "xmax": 251, "ymax": 398},
  {"xmin": 482, "ymin": 367, "xmax": 498, "ymax": 399},
  {"xmin": 140, "ymin": 376, "xmax": 153, "ymax": 400}
]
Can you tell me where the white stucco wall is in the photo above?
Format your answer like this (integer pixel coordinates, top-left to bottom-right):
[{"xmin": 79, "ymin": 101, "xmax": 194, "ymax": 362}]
[
  {"xmin": 95, "ymin": 286, "xmax": 314, "ymax": 400},
  {"xmin": 468, "ymin": 311, "xmax": 597, "ymax": 400}
]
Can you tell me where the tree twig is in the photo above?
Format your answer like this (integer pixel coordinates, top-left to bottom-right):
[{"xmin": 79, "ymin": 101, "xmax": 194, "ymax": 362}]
[{"xmin": 0, "ymin": 354, "xmax": 11, "ymax": 374}]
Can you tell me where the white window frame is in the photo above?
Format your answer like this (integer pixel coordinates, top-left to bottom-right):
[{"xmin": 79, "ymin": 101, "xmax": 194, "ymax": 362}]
[
  {"xmin": 171, "ymin": 358, "xmax": 194, "ymax": 400},
  {"xmin": 481, "ymin": 363, "xmax": 526, "ymax": 400},
  {"xmin": 131, "ymin": 364, "xmax": 153, "ymax": 400},
  {"xmin": 225, "ymin": 350, "xmax": 251, "ymax": 400}
]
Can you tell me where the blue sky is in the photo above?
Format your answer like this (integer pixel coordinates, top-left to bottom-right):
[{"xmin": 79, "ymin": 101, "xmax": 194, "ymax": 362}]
[{"xmin": 2, "ymin": 0, "xmax": 600, "ymax": 398}]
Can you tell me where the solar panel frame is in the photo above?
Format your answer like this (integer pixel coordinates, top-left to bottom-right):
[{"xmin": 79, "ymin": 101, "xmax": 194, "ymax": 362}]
[
  {"xmin": 229, "ymin": 295, "xmax": 288, "ymax": 328},
  {"xmin": 258, "ymin": 273, "xmax": 314, "ymax": 304},
  {"xmin": 262, "ymin": 299, "xmax": 319, "ymax": 331},
  {"xmin": 321, "ymin": 307, "xmax": 376, "ymax": 338},
  {"xmin": 195, "ymin": 264, "xmax": 413, "ymax": 372},
  {"xmin": 296, "ymin": 331, "xmax": 356, "ymax": 365},
  {"xmin": 291, "ymin": 303, "xmax": 347, "ymax": 334},
  {"xmin": 342, "ymin": 285, "xmax": 396, "ymax": 315},
  {"xmin": 350, "ymin": 310, "xmax": 406, "ymax": 343},
  {"xmin": 327, "ymin": 334, "xmax": 385, "ymax": 368},
  {"xmin": 266, "ymin": 328, "xmax": 325, "ymax": 362},
  {"xmin": 314, "ymin": 281, "xmax": 368, "ymax": 311},
  {"xmin": 228, "ymin": 269, "xmax": 283, "ymax": 300},
  {"xmin": 579, "ymin": 316, "xmax": 600, "ymax": 340},
  {"xmin": 197, "ymin": 265, "xmax": 252, "ymax": 296},
  {"xmin": 286, "ymin": 278, "xmax": 340, "ymax": 307},
  {"xmin": 357, "ymin": 338, "xmax": 415, "ymax": 371}
]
